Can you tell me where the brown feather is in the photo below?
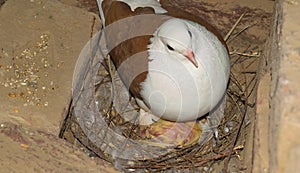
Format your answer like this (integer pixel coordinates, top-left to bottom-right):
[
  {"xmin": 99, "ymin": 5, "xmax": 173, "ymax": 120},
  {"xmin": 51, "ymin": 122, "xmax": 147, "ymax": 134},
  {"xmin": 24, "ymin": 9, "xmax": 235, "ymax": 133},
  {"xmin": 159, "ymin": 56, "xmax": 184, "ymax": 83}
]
[{"xmin": 102, "ymin": 0, "xmax": 157, "ymax": 99}]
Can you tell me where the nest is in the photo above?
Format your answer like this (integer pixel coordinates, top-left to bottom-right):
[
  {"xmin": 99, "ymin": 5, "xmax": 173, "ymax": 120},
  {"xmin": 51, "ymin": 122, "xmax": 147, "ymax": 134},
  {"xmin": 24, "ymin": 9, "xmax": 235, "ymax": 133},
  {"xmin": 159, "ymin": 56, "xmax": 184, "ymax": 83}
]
[{"xmin": 59, "ymin": 12, "xmax": 260, "ymax": 172}]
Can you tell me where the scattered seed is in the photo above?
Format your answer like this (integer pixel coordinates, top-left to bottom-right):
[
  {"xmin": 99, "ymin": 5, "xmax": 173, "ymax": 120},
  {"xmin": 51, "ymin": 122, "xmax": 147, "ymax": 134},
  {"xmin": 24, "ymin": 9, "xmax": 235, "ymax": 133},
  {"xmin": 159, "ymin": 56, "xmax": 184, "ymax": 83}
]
[
  {"xmin": 0, "ymin": 33, "xmax": 55, "ymax": 107},
  {"xmin": 8, "ymin": 92, "xmax": 17, "ymax": 98},
  {"xmin": 19, "ymin": 92, "xmax": 25, "ymax": 97},
  {"xmin": 20, "ymin": 143, "xmax": 30, "ymax": 149}
]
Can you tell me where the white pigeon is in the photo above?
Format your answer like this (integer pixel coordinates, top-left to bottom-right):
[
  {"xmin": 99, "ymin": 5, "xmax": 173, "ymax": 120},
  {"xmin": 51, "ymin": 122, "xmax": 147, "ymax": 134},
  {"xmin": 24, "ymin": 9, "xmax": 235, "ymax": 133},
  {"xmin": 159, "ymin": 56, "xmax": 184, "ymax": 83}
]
[{"xmin": 97, "ymin": 0, "xmax": 230, "ymax": 124}]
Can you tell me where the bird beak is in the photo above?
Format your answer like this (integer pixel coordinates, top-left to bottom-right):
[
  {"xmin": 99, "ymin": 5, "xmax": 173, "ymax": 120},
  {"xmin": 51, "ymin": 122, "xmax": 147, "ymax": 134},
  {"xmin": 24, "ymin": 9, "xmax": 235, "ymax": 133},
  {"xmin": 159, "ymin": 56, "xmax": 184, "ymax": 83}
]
[{"xmin": 183, "ymin": 50, "xmax": 198, "ymax": 68}]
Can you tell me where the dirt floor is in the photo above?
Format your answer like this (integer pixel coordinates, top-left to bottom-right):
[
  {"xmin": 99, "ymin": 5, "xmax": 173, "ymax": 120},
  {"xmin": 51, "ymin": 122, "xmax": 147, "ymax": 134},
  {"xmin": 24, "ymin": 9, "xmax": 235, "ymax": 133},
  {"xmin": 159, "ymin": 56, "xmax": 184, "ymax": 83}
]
[{"xmin": 0, "ymin": 0, "xmax": 274, "ymax": 172}]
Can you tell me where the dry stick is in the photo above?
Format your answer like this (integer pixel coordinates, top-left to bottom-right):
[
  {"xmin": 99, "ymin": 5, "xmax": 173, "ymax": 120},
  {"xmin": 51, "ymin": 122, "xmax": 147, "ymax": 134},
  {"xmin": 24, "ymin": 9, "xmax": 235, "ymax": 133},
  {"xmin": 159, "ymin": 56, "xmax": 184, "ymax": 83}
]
[
  {"xmin": 224, "ymin": 13, "xmax": 245, "ymax": 42},
  {"xmin": 228, "ymin": 23, "xmax": 260, "ymax": 58},
  {"xmin": 230, "ymin": 74, "xmax": 247, "ymax": 102},
  {"xmin": 230, "ymin": 72, "xmax": 244, "ymax": 93},
  {"xmin": 105, "ymin": 41, "xmax": 136, "ymax": 159},
  {"xmin": 245, "ymin": 75, "xmax": 257, "ymax": 98},
  {"xmin": 222, "ymin": 13, "xmax": 248, "ymax": 173},
  {"xmin": 86, "ymin": 17, "xmax": 115, "ymax": 158},
  {"xmin": 89, "ymin": 15, "xmax": 98, "ymax": 144},
  {"xmin": 236, "ymin": 50, "xmax": 258, "ymax": 103},
  {"xmin": 245, "ymin": 55, "xmax": 260, "ymax": 70},
  {"xmin": 94, "ymin": 73, "xmax": 111, "ymax": 86},
  {"xmin": 96, "ymin": 58, "xmax": 118, "ymax": 153},
  {"xmin": 231, "ymin": 44, "xmax": 253, "ymax": 67},
  {"xmin": 223, "ymin": 47, "xmax": 256, "ymax": 171},
  {"xmin": 230, "ymin": 51, "xmax": 260, "ymax": 57},
  {"xmin": 228, "ymin": 22, "xmax": 258, "ymax": 43},
  {"xmin": 126, "ymin": 146, "xmax": 243, "ymax": 170},
  {"xmin": 230, "ymin": 51, "xmax": 255, "ymax": 103},
  {"xmin": 222, "ymin": 90, "xmax": 247, "ymax": 173}
]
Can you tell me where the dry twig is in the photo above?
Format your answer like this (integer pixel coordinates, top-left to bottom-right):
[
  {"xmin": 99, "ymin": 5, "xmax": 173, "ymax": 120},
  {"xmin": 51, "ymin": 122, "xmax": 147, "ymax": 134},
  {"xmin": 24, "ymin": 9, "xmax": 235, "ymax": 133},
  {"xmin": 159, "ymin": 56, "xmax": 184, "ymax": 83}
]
[{"xmin": 224, "ymin": 13, "xmax": 245, "ymax": 41}]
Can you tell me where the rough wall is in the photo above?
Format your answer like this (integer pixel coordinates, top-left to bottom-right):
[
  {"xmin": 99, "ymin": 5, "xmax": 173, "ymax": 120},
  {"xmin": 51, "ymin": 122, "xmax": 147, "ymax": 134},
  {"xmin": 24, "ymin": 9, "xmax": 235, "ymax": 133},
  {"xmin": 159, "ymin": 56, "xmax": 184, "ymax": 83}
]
[
  {"xmin": 254, "ymin": 0, "xmax": 300, "ymax": 172},
  {"xmin": 271, "ymin": 0, "xmax": 300, "ymax": 172}
]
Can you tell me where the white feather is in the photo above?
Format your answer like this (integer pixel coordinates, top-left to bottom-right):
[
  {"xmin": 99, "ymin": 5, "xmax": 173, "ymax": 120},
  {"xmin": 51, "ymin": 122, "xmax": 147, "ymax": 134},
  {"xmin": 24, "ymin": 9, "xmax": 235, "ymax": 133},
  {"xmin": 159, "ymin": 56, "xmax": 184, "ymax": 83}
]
[
  {"xmin": 118, "ymin": 0, "xmax": 167, "ymax": 13},
  {"xmin": 140, "ymin": 18, "xmax": 230, "ymax": 122}
]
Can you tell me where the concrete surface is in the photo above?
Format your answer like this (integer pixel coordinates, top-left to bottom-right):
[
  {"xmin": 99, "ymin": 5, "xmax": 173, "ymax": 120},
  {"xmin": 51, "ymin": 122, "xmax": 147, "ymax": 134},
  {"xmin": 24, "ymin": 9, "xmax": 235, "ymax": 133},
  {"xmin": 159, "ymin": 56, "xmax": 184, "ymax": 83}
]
[{"xmin": 0, "ymin": 0, "xmax": 117, "ymax": 172}]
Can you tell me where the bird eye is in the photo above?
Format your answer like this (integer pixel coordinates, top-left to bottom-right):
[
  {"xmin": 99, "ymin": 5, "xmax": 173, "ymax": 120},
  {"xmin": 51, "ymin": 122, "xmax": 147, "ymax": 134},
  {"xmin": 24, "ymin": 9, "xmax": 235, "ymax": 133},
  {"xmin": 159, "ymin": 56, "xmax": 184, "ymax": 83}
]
[
  {"xmin": 188, "ymin": 30, "xmax": 192, "ymax": 38},
  {"xmin": 166, "ymin": 44, "xmax": 175, "ymax": 51}
]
